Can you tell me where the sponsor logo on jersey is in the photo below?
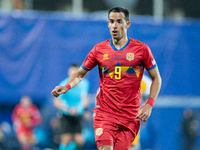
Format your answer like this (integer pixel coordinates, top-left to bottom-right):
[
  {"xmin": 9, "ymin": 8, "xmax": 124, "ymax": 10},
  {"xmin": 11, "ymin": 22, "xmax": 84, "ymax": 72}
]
[
  {"xmin": 103, "ymin": 54, "xmax": 109, "ymax": 59},
  {"xmin": 113, "ymin": 56, "xmax": 124, "ymax": 60},
  {"xmin": 96, "ymin": 128, "xmax": 103, "ymax": 136},
  {"xmin": 126, "ymin": 53, "xmax": 134, "ymax": 61}
]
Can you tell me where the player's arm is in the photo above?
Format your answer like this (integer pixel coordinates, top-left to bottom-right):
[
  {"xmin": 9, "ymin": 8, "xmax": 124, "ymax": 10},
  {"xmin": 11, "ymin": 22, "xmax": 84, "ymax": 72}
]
[
  {"xmin": 147, "ymin": 67, "xmax": 162, "ymax": 101},
  {"xmin": 51, "ymin": 67, "xmax": 88, "ymax": 97},
  {"xmin": 136, "ymin": 67, "xmax": 162, "ymax": 122}
]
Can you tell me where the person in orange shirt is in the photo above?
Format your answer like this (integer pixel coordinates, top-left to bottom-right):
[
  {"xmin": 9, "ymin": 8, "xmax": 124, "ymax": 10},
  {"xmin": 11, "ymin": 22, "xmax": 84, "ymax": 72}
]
[{"xmin": 12, "ymin": 96, "xmax": 41, "ymax": 150}]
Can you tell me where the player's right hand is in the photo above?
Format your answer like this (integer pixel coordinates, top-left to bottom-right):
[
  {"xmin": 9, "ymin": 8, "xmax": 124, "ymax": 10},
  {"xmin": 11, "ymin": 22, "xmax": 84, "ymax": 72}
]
[
  {"xmin": 135, "ymin": 103, "xmax": 152, "ymax": 122},
  {"xmin": 51, "ymin": 86, "xmax": 68, "ymax": 97}
]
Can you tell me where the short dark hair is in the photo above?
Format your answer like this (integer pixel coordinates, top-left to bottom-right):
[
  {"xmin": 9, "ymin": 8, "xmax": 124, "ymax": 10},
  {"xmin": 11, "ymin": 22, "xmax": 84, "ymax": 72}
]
[
  {"xmin": 70, "ymin": 63, "xmax": 79, "ymax": 68},
  {"xmin": 108, "ymin": 7, "xmax": 129, "ymax": 21}
]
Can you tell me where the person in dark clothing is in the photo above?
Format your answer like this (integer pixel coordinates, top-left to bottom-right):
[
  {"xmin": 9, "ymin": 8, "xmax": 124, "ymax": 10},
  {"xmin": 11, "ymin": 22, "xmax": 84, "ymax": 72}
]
[{"xmin": 182, "ymin": 108, "xmax": 199, "ymax": 150}]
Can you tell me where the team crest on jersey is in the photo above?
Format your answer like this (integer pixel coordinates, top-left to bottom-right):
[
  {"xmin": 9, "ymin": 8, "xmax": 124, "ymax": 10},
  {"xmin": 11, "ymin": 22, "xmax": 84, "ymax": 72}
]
[
  {"xmin": 103, "ymin": 54, "xmax": 109, "ymax": 60},
  {"xmin": 96, "ymin": 128, "xmax": 103, "ymax": 136},
  {"xmin": 126, "ymin": 53, "xmax": 134, "ymax": 61}
]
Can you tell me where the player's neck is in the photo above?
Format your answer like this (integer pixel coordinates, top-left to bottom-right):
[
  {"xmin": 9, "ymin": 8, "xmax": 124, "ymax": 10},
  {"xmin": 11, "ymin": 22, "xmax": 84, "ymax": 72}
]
[{"xmin": 112, "ymin": 36, "xmax": 128, "ymax": 50}]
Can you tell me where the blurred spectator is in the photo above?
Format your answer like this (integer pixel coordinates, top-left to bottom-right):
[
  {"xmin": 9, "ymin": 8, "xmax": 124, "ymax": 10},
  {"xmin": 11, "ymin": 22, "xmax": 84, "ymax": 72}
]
[
  {"xmin": 182, "ymin": 108, "xmax": 199, "ymax": 150},
  {"xmin": 49, "ymin": 117, "xmax": 61, "ymax": 148},
  {"xmin": 11, "ymin": 95, "xmax": 42, "ymax": 150},
  {"xmin": 0, "ymin": 124, "xmax": 3, "ymax": 148},
  {"xmin": 13, "ymin": 0, "xmax": 24, "ymax": 10},
  {"xmin": 53, "ymin": 63, "xmax": 90, "ymax": 150},
  {"xmin": 0, "ymin": 121, "xmax": 19, "ymax": 149}
]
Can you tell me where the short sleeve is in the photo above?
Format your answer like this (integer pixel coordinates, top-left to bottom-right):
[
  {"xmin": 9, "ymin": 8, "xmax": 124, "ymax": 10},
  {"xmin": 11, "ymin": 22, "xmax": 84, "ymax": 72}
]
[
  {"xmin": 81, "ymin": 46, "xmax": 98, "ymax": 71},
  {"xmin": 142, "ymin": 44, "xmax": 157, "ymax": 71}
]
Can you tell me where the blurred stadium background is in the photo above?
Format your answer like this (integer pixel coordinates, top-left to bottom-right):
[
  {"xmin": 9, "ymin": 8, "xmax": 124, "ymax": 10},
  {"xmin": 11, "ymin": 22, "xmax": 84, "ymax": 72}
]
[{"xmin": 0, "ymin": 0, "xmax": 200, "ymax": 150}]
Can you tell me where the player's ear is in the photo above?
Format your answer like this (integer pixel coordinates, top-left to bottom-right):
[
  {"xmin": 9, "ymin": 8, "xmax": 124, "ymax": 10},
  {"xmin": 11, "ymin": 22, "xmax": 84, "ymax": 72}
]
[{"xmin": 126, "ymin": 21, "xmax": 131, "ymax": 29}]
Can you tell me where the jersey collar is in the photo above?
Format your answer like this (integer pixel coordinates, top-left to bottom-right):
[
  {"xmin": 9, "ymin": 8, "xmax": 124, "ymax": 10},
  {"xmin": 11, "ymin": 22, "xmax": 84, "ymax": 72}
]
[{"xmin": 110, "ymin": 37, "xmax": 130, "ymax": 51}]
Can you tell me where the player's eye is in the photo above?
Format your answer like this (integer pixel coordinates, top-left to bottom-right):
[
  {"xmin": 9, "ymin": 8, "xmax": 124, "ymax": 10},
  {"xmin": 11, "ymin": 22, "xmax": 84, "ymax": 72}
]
[
  {"xmin": 109, "ymin": 20, "xmax": 114, "ymax": 23},
  {"xmin": 117, "ymin": 20, "xmax": 122, "ymax": 23}
]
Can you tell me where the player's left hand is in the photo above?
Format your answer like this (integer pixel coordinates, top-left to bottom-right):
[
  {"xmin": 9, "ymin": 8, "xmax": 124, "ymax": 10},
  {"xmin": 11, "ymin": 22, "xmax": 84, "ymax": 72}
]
[{"xmin": 136, "ymin": 103, "xmax": 152, "ymax": 122}]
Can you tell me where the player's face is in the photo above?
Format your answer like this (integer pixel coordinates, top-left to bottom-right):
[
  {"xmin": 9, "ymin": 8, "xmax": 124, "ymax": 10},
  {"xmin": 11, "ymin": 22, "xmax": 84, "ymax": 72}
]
[
  {"xmin": 108, "ymin": 12, "xmax": 130, "ymax": 40},
  {"xmin": 68, "ymin": 66, "xmax": 79, "ymax": 76},
  {"xmin": 20, "ymin": 96, "xmax": 32, "ymax": 107}
]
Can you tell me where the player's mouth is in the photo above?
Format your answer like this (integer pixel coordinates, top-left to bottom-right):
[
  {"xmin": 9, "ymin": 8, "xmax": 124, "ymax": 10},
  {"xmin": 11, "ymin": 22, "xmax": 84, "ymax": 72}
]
[{"xmin": 112, "ymin": 30, "xmax": 118, "ymax": 36}]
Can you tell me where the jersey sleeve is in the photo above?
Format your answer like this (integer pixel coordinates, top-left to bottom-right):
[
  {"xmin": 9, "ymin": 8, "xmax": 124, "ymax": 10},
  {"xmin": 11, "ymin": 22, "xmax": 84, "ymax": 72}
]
[
  {"xmin": 81, "ymin": 46, "xmax": 98, "ymax": 71},
  {"xmin": 142, "ymin": 44, "xmax": 157, "ymax": 71}
]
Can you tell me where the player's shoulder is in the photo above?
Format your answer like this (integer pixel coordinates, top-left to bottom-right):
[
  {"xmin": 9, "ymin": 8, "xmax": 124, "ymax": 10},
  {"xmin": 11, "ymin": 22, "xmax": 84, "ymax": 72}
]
[
  {"xmin": 95, "ymin": 39, "xmax": 111, "ymax": 47},
  {"xmin": 129, "ymin": 38, "xmax": 146, "ymax": 46}
]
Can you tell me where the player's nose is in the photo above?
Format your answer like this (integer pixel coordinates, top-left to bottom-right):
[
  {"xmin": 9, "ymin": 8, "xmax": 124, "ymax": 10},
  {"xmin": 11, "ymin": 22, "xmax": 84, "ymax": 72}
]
[{"xmin": 112, "ymin": 21, "xmax": 118, "ymax": 28}]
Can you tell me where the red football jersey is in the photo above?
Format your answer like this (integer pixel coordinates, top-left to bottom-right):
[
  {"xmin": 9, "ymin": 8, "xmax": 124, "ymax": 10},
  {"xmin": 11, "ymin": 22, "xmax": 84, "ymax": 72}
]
[
  {"xmin": 12, "ymin": 104, "xmax": 41, "ymax": 130},
  {"xmin": 82, "ymin": 38, "xmax": 157, "ymax": 121}
]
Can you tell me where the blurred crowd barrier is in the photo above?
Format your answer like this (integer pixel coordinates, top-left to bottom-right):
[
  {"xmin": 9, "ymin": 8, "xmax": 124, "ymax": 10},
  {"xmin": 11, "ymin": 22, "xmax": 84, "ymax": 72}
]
[{"xmin": 0, "ymin": 0, "xmax": 200, "ymax": 19}]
